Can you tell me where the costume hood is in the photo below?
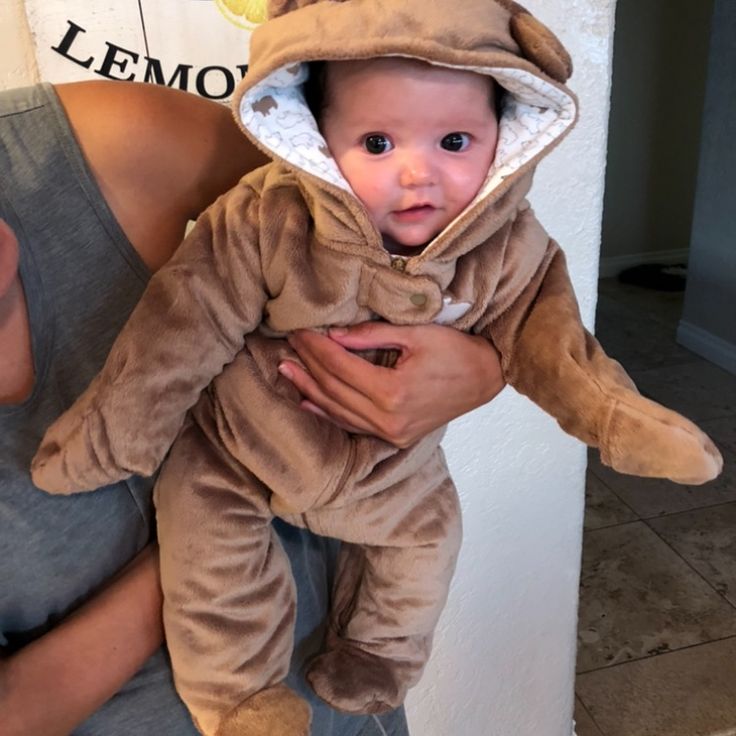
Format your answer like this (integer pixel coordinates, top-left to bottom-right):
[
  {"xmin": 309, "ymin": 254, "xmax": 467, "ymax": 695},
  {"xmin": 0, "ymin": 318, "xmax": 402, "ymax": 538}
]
[{"xmin": 232, "ymin": 0, "xmax": 578, "ymax": 256}]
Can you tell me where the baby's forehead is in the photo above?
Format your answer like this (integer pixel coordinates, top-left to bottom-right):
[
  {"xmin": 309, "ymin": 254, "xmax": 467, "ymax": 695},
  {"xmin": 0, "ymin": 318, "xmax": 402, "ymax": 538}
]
[
  {"xmin": 324, "ymin": 57, "xmax": 498, "ymax": 107},
  {"xmin": 327, "ymin": 56, "xmax": 492, "ymax": 85}
]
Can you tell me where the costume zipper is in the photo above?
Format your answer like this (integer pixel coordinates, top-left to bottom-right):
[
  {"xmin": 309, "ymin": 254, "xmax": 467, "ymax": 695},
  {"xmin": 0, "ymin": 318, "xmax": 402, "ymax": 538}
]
[{"xmin": 318, "ymin": 436, "xmax": 358, "ymax": 508}]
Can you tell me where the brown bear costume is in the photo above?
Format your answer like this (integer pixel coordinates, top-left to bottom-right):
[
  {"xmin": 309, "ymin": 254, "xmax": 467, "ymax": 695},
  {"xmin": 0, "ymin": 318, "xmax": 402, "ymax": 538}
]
[{"xmin": 32, "ymin": 1, "xmax": 722, "ymax": 734}]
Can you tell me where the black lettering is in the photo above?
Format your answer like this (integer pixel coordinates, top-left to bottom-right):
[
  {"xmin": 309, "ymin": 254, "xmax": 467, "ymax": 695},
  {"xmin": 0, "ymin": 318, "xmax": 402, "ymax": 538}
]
[
  {"xmin": 195, "ymin": 65, "xmax": 235, "ymax": 100},
  {"xmin": 50, "ymin": 20, "xmax": 94, "ymax": 69},
  {"xmin": 95, "ymin": 42, "xmax": 139, "ymax": 81},
  {"xmin": 236, "ymin": 64, "xmax": 249, "ymax": 79},
  {"xmin": 144, "ymin": 57, "xmax": 193, "ymax": 90}
]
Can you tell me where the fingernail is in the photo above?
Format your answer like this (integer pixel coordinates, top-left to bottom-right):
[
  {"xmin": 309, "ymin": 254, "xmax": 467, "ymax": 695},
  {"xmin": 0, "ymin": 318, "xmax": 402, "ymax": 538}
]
[
  {"xmin": 329, "ymin": 327, "xmax": 347, "ymax": 337},
  {"xmin": 278, "ymin": 362, "xmax": 293, "ymax": 379}
]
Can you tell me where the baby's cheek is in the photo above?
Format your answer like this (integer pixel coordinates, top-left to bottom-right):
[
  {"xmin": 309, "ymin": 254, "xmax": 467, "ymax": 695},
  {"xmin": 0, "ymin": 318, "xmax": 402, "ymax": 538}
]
[
  {"xmin": 358, "ymin": 184, "xmax": 390, "ymax": 216},
  {"xmin": 451, "ymin": 166, "xmax": 488, "ymax": 206}
]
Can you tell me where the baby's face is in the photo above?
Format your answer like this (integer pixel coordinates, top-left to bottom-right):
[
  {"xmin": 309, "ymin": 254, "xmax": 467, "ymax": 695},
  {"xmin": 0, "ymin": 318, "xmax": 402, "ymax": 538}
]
[{"xmin": 321, "ymin": 58, "xmax": 499, "ymax": 251}]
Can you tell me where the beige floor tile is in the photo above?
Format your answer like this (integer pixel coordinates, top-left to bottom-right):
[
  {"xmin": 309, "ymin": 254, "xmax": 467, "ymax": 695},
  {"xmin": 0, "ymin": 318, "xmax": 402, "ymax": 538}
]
[
  {"xmin": 649, "ymin": 502, "xmax": 736, "ymax": 606},
  {"xmin": 706, "ymin": 415, "xmax": 736, "ymax": 454},
  {"xmin": 578, "ymin": 281, "xmax": 736, "ymax": 736},
  {"xmin": 574, "ymin": 697, "xmax": 605, "ymax": 736},
  {"xmin": 576, "ymin": 636, "xmax": 736, "ymax": 736},
  {"xmin": 584, "ymin": 471, "xmax": 638, "ymax": 530},
  {"xmin": 597, "ymin": 278, "xmax": 686, "ymax": 330},
  {"xmin": 577, "ymin": 522, "xmax": 736, "ymax": 672}
]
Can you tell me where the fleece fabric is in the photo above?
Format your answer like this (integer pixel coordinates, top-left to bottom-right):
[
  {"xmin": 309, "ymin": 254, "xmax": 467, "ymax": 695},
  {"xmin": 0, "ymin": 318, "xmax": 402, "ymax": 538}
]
[{"xmin": 31, "ymin": 1, "xmax": 722, "ymax": 735}]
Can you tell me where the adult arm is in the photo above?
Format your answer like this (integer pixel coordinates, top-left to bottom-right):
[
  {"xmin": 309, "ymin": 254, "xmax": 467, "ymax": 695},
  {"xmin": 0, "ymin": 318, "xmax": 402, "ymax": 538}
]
[{"xmin": 0, "ymin": 547, "xmax": 164, "ymax": 736}]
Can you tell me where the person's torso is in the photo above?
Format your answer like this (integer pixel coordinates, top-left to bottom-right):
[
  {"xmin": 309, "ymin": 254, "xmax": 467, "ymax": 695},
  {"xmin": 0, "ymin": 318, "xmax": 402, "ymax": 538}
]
[
  {"xmin": 0, "ymin": 84, "xmax": 155, "ymax": 647},
  {"xmin": 0, "ymin": 83, "xmax": 206, "ymax": 736}
]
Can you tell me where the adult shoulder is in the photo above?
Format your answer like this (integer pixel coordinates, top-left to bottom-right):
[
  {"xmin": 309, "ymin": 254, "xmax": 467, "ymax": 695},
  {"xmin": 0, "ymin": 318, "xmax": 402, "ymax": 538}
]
[{"xmin": 55, "ymin": 81, "xmax": 267, "ymax": 272}]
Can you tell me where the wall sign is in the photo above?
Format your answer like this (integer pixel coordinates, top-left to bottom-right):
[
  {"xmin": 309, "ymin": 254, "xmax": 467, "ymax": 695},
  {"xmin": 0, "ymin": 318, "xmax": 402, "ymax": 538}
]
[{"xmin": 25, "ymin": 0, "xmax": 268, "ymax": 100}]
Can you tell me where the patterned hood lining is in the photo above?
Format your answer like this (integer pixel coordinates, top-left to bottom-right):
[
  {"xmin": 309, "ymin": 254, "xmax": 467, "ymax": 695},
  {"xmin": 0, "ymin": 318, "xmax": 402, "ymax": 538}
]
[
  {"xmin": 239, "ymin": 57, "xmax": 576, "ymax": 240},
  {"xmin": 240, "ymin": 58, "xmax": 577, "ymax": 189}
]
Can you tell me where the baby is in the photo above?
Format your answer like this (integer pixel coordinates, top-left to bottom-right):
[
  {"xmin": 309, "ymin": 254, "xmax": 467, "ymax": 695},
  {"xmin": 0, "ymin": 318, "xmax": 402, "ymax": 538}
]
[
  {"xmin": 306, "ymin": 59, "xmax": 499, "ymax": 258},
  {"xmin": 31, "ymin": 1, "xmax": 722, "ymax": 735}
]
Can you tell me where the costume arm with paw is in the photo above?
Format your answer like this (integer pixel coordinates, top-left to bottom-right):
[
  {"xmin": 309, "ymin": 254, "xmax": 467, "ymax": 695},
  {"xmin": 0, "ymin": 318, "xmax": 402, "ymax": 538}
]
[
  {"xmin": 31, "ymin": 185, "xmax": 268, "ymax": 493},
  {"xmin": 479, "ymin": 232, "xmax": 722, "ymax": 486}
]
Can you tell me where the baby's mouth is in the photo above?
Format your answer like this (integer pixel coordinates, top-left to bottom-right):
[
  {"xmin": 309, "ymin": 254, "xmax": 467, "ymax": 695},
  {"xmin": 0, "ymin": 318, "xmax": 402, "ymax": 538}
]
[{"xmin": 393, "ymin": 204, "xmax": 436, "ymax": 221}]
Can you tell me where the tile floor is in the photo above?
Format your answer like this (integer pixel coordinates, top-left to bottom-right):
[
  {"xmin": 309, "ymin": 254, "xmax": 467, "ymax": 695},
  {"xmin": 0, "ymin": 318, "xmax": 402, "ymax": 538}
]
[{"xmin": 574, "ymin": 278, "xmax": 736, "ymax": 736}]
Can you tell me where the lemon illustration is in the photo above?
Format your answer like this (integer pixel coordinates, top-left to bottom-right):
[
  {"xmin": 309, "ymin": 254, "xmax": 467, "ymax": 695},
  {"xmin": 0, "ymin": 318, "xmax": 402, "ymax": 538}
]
[{"xmin": 215, "ymin": 0, "xmax": 268, "ymax": 29}]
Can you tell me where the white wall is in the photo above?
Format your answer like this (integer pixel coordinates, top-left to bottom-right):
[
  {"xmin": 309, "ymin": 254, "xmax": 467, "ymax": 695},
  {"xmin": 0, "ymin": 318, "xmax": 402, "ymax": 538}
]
[
  {"xmin": 407, "ymin": 3, "xmax": 616, "ymax": 734},
  {"xmin": 1, "ymin": 2, "xmax": 617, "ymax": 734}
]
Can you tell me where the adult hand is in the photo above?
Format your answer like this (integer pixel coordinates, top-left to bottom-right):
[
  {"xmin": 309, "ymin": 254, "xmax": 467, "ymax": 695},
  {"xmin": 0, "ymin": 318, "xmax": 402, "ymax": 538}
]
[{"xmin": 280, "ymin": 322, "xmax": 505, "ymax": 448}]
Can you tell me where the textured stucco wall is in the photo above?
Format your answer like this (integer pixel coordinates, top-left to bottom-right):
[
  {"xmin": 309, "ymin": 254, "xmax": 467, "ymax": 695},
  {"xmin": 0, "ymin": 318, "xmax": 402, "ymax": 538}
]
[{"xmin": 1, "ymin": 2, "xmax": 616, "ymax": 734}]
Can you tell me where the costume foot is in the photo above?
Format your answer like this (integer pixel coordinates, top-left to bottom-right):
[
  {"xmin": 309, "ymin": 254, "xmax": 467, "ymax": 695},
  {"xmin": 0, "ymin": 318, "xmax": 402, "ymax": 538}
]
[
  {"xmin": 306, "ymin": 645, "xmax": 406, "ymax": 715},
  {"xmin": 602, "ymin": 395, "xmax": 723, "ymax": 485},
  {"xmin": 32, "ymin": 425, "xmax": 107, "ymax": 494},
  {"xmin": 31, "ymin": 380, "xmax": 130, "ymax": 493},
  {"xmin": 214, "ymin": 684, "xmax": 311, "ymax": 736}
]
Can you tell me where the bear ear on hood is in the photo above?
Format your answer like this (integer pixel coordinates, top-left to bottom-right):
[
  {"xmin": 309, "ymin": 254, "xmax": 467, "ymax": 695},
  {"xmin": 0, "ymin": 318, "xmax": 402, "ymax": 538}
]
[
  {"xmin": 495, "ymin": 0, "xmax": 573, "ymax": 83},
  {"xmin": 268, "ymin": 0, "xmax": 346, "ymax": 19},
  {"xmin": 264, "ymin": 0, "xmax": 572, "ymax": 84}
]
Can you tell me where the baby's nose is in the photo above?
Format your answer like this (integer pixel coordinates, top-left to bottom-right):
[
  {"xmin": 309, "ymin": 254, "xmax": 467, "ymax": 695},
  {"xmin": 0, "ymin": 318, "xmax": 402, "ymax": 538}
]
[{"xmin": 399, "ymin": 153, "xmax": 435, "ymax": 188}]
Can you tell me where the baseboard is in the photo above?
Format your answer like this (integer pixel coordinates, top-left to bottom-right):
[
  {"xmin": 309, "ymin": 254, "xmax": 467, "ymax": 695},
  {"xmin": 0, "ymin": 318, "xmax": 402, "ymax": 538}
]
[
  {"xmin": 598, "ymin": 248, "xmax": 689, "ymax": 279},
  {"xmin": 677, "ymin": 320, "xmax": 736, "ymax": 376}
]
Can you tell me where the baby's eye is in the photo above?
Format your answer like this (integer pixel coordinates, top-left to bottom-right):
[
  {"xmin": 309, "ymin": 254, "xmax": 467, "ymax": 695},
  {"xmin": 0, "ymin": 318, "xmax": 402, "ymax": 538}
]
[
  {"xmin": 441, "ymin": 132, "xmax": 471, "ymax": 152},
  {"xmin": 363, "ymin": 134, "xmax": 393, "ymax": 155}
]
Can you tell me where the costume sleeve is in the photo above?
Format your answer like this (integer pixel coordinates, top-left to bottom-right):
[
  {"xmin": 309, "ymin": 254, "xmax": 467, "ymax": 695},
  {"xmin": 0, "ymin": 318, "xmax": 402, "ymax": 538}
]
[
  {"xmin": 31, "ymin": 184, "xmax": 269, "ymax": 493},
  {"xmin": 477, "ymin": 231, "xmax": 722, "ymax": 486}
]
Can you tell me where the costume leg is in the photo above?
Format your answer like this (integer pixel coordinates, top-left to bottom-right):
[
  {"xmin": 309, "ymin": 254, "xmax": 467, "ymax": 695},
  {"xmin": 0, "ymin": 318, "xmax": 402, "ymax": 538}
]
[
  {"xmin": 301, "ymin": 449, "xmax": 462, "ymax": 714},
  {"xmin": 155, "ymin": 405, "xmax": 310, "ymax": 736}
]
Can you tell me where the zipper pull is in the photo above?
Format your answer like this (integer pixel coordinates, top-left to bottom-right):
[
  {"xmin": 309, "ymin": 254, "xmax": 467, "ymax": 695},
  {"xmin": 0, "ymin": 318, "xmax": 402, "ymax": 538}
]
[{"xmin": 390, "ymin": 256, "xmax": 407, "ymax": 273}]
